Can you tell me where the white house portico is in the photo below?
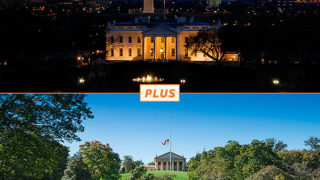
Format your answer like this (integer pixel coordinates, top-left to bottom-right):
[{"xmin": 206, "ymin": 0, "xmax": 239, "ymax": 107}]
[
  {"xmin": 154, "ymin": 152, "xmax": 186, "ymax": 171},
  {"xmin": 142, "ymin": 25, "xmax": 179, "ymax": 62}
]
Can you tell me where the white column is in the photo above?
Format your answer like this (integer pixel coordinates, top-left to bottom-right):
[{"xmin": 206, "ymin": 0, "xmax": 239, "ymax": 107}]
[
  {"xmin": 182, "ymin": 161, "xmax": 184, "ymax": 171},
  {"xmin": 164, "ymin": 37, "xmax": 167, "ymax": 62},
  {"xmin": 155, "ymin": 160, "xmax": 158, "ymax": 170},
  {"xmin": 166, "ymin": 161, "xmax": 169, "ymax": 170},
  {"xmin": 175, "ymin": 36, "xmax": 178, "ymax": 61},
  {"xmin": 142, "ymin": 36, "xmax": 145, "ymax": 61},
  {"xmin": 177, "ymin": 161, "xmax": 179, "ymax": 171},
  {"xmin": 160, "ymin": 161, "xmax": 163, "ymax": 170},
  {"xmin": 153, "ymin": 37, "xmax": 156, "ymax": 62}
]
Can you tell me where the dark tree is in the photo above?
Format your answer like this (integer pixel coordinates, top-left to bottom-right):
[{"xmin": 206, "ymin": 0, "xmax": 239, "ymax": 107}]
[
  {"xmin": 305, "ymin": 137, "xmax": 320, "ymax": 151},
  {"xmin": 186, "ymin": 29, "xmax": 226, "ymax": 63}
]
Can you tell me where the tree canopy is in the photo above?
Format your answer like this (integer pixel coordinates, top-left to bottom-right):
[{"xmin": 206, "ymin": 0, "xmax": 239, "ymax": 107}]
[
  {"xmin": 0, "ymin": 94, "xmax": 93, "ymax": 179},
  {"xmin": 79, "ymin": 141, "xmax": 121, "ymax": 180},
  {"xmin": 188, "ymin": 138, "xmax": 320, "ymax": 180}
]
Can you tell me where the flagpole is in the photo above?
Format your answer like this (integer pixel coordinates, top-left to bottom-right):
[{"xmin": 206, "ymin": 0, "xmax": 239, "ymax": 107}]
[
  {"xmin": 170, "ymin": 115, "xmax": 172, "ymax": 171},
  {"xmin": 163, "ymin": 0, "xmax": 166, "ymax": 20}
]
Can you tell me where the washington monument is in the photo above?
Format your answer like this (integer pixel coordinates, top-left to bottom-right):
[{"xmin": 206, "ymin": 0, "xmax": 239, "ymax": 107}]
[{"xmin": 143, "ymin": 0, "xmax": 154, "ymax": 13}]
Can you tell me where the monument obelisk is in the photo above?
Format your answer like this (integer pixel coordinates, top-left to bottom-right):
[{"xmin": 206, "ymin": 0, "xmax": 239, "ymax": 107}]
[{"xmin": 143, "ymin": 0, "xmax": 154, "ymax": 13}]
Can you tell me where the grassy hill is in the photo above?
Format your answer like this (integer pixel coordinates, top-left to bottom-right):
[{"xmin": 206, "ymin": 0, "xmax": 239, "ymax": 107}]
[{"xmin": 120, "ymin": 170, "xmax": 188, "ymax": 180}]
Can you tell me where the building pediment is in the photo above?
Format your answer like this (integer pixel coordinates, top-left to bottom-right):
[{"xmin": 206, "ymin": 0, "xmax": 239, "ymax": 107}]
[
  {"xmin": 155, "ymin": 152, "xmax": 186, "ymax": 160},
  {"xmin": 143, "ymin": 25, "xmax": 177, "ymax": 36}
]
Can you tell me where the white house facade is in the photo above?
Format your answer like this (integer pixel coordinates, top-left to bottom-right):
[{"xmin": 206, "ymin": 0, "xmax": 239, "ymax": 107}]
[{"xmin": 105, "ymin": 17, "xmax": 220, "ymax": 62}]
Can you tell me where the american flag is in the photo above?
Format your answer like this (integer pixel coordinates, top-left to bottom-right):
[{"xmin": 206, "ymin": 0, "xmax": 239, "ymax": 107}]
[{"xmin": 162, "ymin": 139, "xmax": 169, "ymax": 145}]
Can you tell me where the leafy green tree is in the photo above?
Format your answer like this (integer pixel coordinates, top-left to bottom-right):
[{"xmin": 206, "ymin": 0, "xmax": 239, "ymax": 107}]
[
  {"xmin": 62, "ymin": 152, "xmax": 91, "ymax": 180},
  {"xmin": 123, "ymin": 156, "xmax": 137, "ymax": 173},
  {"xmin": 123, "ymin": 155, "xmax": 144, "ymax": 173},
  {"xmin": 247, "ymin": 165, "xmax": 295, "ymax": 180},
  {"xmin": 0, "ymin": 130, "xmax": 69, "ymax": 179},
  {"xmin": 265, "ymin": 138, "xmax": 288, "ymax": 151},
  {"xmin": 278, "ymin": 149, "xmax": 320, "ymax": 169},
  {"xmin": 79, "ymin": 141, "xmax": 121, "ymax": 180},
  {"xmin": 0, "ymin": 94, "xmax": 94, "ymax": 142},
  {"xmin": 234, "ymin": 139, "xmax": 282, "ymax": 178},
  {"xmin": 0, "ymin": 94, "xmax": 93, "ymax": 179},
  {"xmin": 305, "ymin": 137, "xmax": 320, "ymax": 151},
  {"xmin": 127, "ymin": 166, "xmax": 147, "ymax": 180}
]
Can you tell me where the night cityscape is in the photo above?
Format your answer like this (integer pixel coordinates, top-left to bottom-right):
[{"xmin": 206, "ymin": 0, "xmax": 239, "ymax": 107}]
[{"xmin": 1, "ymin": 0, "xmax": 320, "ymax": 92}]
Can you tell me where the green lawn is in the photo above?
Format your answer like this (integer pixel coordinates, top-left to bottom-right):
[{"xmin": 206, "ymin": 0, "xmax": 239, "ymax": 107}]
[{"xmin": 120, "ymin": 170, "xmax": 188, "ymax": 180}]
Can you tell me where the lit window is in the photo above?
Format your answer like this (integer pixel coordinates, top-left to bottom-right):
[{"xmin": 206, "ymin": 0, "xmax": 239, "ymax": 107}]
[
  {"xmin": 129, "ymin": 48, "xmax": 132, "ymax": 56},
  {"xmin": 119, "ymin": 36, "xmax": 123, "ymax": 43},
  {"xmin": 128, "ymin": 37, "xmax": 132, "ymax": 43},
  {"xmin": 185, "ymin": 48, "xmax": 188, "ymax": 57},
  {"xmin": 120, "ymin": 48, "xmax": 123, "ymax": 56},
  {"xmin": 172, "ymin": 48, "xmax": 176, "ymax": 56},
  {"xmin": 138, "ymin": 48, "xmax": 141, "ymax": 56}
]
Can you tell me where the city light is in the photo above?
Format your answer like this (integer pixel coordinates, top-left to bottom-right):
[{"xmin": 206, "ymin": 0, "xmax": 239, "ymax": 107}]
[
  {"xmin": 79, "ymin": 77, "xmax": 85, "ymax": 84},
  {"xmin": 180, "ymin": 79, "xmax": 186, "ymax": 84},
  {"xmin": 272, "ymin": 79, "xmax": 280, "ymax": 85},
  {"xmin": 132, "ymin": 74, "xmax": 164, "ymax": 83}
]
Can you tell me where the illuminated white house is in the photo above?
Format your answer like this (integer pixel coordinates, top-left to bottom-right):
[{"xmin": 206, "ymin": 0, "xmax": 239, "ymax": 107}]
[{"xmin": 105, "ymin": 17, "xmax": 223, "ymax": 62}]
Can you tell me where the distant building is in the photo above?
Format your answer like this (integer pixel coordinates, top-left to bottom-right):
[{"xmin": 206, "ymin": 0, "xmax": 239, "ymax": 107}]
[
  {"xmin": 208, "ymin": 0, "xmax": 221, "ymax": 7},
  {"xmin": 143, "ymin": 0, "xmax": 154, "ymax": 13},
  {"xmin": 153, "ymin": 152, "xmax": 186, "ymax": 171}
]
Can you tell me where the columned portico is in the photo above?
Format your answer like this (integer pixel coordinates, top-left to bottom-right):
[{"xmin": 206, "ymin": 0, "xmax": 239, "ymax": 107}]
[
  {"xmin": 142, "ymin": 35, "xmax": 145, "ymax": 61},
  {"xmin": 142, "ymin": 25, "xmax": 179, "ymax": 62},
  {"xmin": 175, "ymin": 35, "xmax": 178, "ymax": 61},
  {"xmin": 164, "ymin": 37, "xmax": 167, "ymax": 62},
  {"xmin": 154, "ymin": 152, "xmax": 186, "ymax": 171}
]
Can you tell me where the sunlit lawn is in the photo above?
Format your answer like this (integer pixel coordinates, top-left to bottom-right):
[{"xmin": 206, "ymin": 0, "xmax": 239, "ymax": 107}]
[{"xmin": 120, "ymin": 170, "xmax": 188, "ymax": 180}]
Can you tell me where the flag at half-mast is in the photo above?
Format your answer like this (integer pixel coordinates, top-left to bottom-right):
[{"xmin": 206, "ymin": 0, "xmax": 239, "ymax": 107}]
[{"xmin": 162, "ymin": 139, "xmax": 169, "ymax": 145}]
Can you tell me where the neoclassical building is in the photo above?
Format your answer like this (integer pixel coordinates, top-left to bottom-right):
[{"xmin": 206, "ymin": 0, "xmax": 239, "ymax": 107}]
[
  {"xmin": 154, "ymin": 152, "xmax": 186, "ymax": 171},
  {"xmin": 105, "ymin": 16, "xmax": 221, "ymax": 62}
]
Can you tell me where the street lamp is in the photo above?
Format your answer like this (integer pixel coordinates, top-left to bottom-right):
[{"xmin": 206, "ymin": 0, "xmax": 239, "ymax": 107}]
[
  {"xmin": 272, "ymin": 79, "xmax": 280, "ymax": 85},
  {"xmin": 79, "ymin": 77, "xmax": 85, "ymax": 84},
  {"xmin": 180, "ymin": 79, "xmax": 186, "ymax": 84}
]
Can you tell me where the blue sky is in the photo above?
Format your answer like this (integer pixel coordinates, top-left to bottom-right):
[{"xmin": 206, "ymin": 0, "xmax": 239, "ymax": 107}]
[{"xmin": 65, "ymin": 94, "xmax": 320, "ymax": 163}]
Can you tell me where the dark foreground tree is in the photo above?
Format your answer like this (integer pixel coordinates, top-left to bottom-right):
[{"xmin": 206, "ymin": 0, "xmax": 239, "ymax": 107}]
[
  {"xmin": 62, "ymin": 152, "xmax": 91, "ymax": 180},
  {"xmin": 185, "ymin": 29, "xmax": 226, "ymax": 63},
  {"xmin": 79, "ymin": 141, "xmax": 121, "ymax": 180},
  {"xmin": 0, "ymin": 94, "xmax": 94, "ymax": 179}
]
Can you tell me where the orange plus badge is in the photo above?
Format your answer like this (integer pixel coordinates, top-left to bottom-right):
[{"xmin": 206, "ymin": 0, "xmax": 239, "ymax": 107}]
[{"xmin": 140, "ymin": 84, "xmax": 180, "ymax": 102}]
